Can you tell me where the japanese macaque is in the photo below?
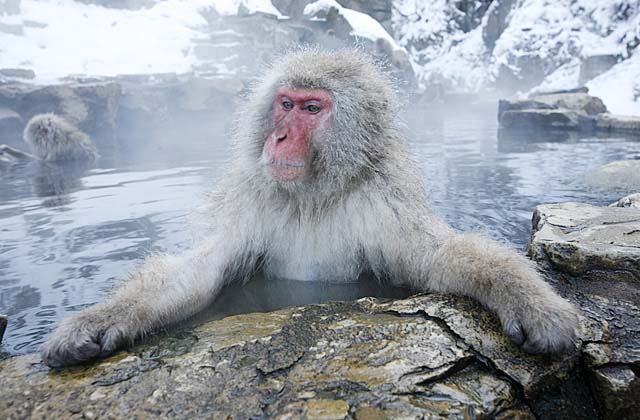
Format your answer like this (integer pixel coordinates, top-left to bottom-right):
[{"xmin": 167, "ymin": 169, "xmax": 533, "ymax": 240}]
[
  {"xmin": 23, "ymin": 113, "xmax": 97, "ymax": 162},
  {"xmin": 41, "ymin": 50, "xmax": 579, "ymax": 367}
]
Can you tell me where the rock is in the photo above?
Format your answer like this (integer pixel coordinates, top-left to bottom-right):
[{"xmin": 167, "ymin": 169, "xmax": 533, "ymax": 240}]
[
  {"xmin": 272, "ymin": 0, "xmax": 314, "ymax": 20},
  {"xmin": 529, "ymin": 92, "xmax": 608, "ymax": 115},
  {"xmin": 534, "ymin": 87, "xmax": 590, "ymax": 95},
  {"xmin": 0, "ymin": 293, "xmax": 610, "ymax": 419},
  {"xmin": 0, "ymin": 21, "xmax": 22, "ymax": 35},
  {"xmin": 178, "ymin": 76, "xmax": 244, "ymax": 111},
  {"xmin": 22, "ymin": 20, "xmax": 47, "ymax": 29},
  {"xmin": 497, "ymin": 98, "xmax": 556, "ymax": 121},
  {"xmin": 610, "ymin": 193, "xmax": 640, "ymax": 209},
  {"xmin": 0, "ymin": 82, "xmax": 121, "ymax": 153},
  {"xmin": 0, "ymin": 0, "xmax": 20, "ymax": 15},
  {"xmin": 305, "ymin": 3, "xmax": 353, "ymax": 39},
  {"xmin": 0, "ymin": 68, "xmax": 35, "ymax": 80},
  {"xmin": 498, "ymin": 92, "xmax": 611, "ymax": 131},
  {"xmin": 528, "ymin": 202, "xmax": 640, "ymax": 281},
  {"xmin": 75, "ymin": 0, "xmax": 158, "ymax": 10},
  {"xmin": 337, "ymin": 0, "xmax": 392, "ymax": 29},
  {"xmin": 595, "ymin": 113, "xmax": 640, "ymax": 134},
  {"xmin": 483, "ymin": 0, "xmax": 516, "ymax": 49},
  {"xmin": 499, "ymin": 109, "xmax": 592, "ymax": 129},
  {"xmin": 527, "ymin": 199, "xmax": 640, "ymax": 419},
  {"xmin": 0, "ymin": 314, "xmax": 6, "ymax": 344},
  {"xmin": 585, "ymin": 160, "xmax": 640, "ymax": 190},
  {"xmin": 580, "ymin": 55, "xmax": 619, "ymax": 85},
  {"xmin": 589, "ymin": 365, "xmax": 640, "ymax": 420},
  {"xmin": 193, "ymin": 3, "xmax": 416, "ymax": 89},
  {"xmin": 0, "ymin": 107, "xmax": 23, "ymax": 148}
]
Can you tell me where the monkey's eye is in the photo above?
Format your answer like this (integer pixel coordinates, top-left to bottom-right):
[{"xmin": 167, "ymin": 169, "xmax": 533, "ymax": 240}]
[
  {"xmin": 282, "ymin": 101, "xmax": 294, "ymax": 110},
  {"xmin": 306, "ymin": 105, "xmax": 320, "ymax": 114}
]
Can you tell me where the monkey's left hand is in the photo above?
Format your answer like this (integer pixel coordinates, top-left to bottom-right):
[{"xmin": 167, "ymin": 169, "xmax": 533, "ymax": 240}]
[{"xmin": 41, "ymin": 303, "xmax": 130, "ymax": 367}]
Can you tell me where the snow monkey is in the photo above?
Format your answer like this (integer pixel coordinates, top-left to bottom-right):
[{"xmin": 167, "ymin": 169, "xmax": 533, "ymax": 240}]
[
  {"xmin": 23, "ymin": 113, "xmax": 97, "ymax": 162},
  {"xmin": 41, "ymin": 50, "xmax": 579, "ymax": 367}
]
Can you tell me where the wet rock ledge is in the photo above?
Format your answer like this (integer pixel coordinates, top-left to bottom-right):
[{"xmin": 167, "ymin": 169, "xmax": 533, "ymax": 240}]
[{"xmin": 1, "ymin": 271, "xmax": 639, "ymax": 419}]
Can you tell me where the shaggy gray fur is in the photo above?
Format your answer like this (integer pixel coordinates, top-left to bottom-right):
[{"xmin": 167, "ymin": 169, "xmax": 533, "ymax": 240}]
[
  {"xmin": 23, "ymin": 113, "xmax": 97, "ymax": 162},
  {"xmin": 41, "ymin": 49, "xmax": 579, "ymax": 367}
]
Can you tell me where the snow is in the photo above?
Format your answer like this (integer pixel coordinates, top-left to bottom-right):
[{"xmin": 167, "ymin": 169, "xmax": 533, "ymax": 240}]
[
  {"xmin": 393, "ymin": 0, "xmax": 640, "ymax": 114},
  {"xmin": 0, "ymin": 0, "xmax": 207, "ymax": 82},
  {"xmin": 529, "ymin": 59, "xmax": 582, "ymax": 95},
  {"xmin": 588, "ymin": 52, "xmax": 640, "ymax": 115},
  {"xmin": 209, "ymin": 0, "xmax": 282, "ymax": 17},
  {"xmin": 1, "ymin": 0, "xmax": 638, "ymax": 114},
  {"xmin": 0, "ymin": 0, "xmax": 282, "ymax": 83},
  {"xmin": 304, "ymin": 0, "xmax": 400, "ymax": 50}
]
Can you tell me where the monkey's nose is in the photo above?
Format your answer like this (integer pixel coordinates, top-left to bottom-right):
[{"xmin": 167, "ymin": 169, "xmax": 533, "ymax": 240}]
[{"xmin": 276, "ymin": 133, "xmax": 287, "ymax": 143}]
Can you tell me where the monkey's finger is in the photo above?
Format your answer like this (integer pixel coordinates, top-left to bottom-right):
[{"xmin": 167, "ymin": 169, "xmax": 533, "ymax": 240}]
[
  {"xmin": 42, "ymin": 339, "xmax": 101, "ymax": 367},
  {"xmin": 98, "ymin": 327, "xmax": 126, "ymax": 358},
  {"xmin": 521, "ymin": 338, "xmax": 548, "ymax": 354},
  {"xmin": 503, "ymin": 318, "xmax": 526, "ymax": 346}
]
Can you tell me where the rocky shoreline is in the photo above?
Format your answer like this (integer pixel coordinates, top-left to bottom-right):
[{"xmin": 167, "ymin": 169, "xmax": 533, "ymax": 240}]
[
  {"xmin": 1, "ymin": 198, "xmax": 638, "ymax": 419},
  {"xmin": 498, "ymin": 89, "xmax": 640, "ymax": 135}
]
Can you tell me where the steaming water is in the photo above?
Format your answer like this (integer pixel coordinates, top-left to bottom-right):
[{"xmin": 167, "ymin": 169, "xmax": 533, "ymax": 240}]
[{"xmin": 1, "ymin": 109, "xmax": 638, "ymax": 356}]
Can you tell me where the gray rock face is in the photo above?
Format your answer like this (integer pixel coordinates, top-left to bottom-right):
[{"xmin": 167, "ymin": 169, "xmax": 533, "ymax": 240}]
[
  {"xmin": 483, "ymin": 0, "xmax": 516, "ymax": 49},
  {"xmin": 595, "ymin": 113, "xmax": 640, "ymax": 133},
  {"xmin": 579, "ymin": 55, "xmax": 619, "ymax": 84},
  {"xmin": 585, "ymin": 160, "xmax": 640, "ymax": 190},
  {"xmin": 0, "ymin": 314, "xmax": 6, "ymax": 344},
  {"xmin": 74, "ymin": 0, "xmax": 158, "ymax": 10},
  {"xmin": 0, "ymin": 74, "xmax": 243, "ymax": 157},
  {"xmin": 499, "ymin": 108, "xmax": 589, "ymax": 129},
  {"xmin": 498, "ymin": 92, "xmax": 640, "ymax": 134},
  {"xmin": 0, "ymin": 107, "xmax": 22, "ymax": 144},
  {"xmin": 0, "ymin": 0, "xmax": 20, "ymax": 15},
  {"xmin": 498, "ymin": 92, "xmax": 607, "ymax": 122},
  {"xmin": 531, "ymin": 92, "xmax": 608, "ymax": 115},
  {"xmin": 193, "ymin": 4, "xmax": 414, "ymax": 87},
  {"xmin": 0, "ymin": 82, "xmax": 121, "ymax": 152},
  {"xmin": 0, "ymin": 68, "xmax": 35, "ymax": 80},
  {"xmin": 1, "ymin": 280, "xmax": 639, "ymax": 419},
  {"xmin": 528, "ymin": 202, "xmax": 640, "ymax": 282},
  {"xmin": 0, "ymin": 295, "xmax": 579, "ymax": 419},
  {"xmin": 527, "ymin": 201, "xmax": 640, "ymax": 419},
  {"xmin": 337, "ymin": 0, "xmax": 392, "ymax": 29}
]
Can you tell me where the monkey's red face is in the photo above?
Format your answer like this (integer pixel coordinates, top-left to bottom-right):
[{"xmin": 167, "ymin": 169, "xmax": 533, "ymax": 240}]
[{"xmin": 262, "ymin": 87, "xmax": 333, "ymax": 182}]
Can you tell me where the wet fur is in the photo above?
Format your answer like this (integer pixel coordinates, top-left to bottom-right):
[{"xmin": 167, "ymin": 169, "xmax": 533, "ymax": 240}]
[
  {"xmin": 42, "ymin": 49, "xmax": 579, "ymax": 367},
  {"xmin": 24, "ymin": 113, "xmax": 97, "ymax": 162}
]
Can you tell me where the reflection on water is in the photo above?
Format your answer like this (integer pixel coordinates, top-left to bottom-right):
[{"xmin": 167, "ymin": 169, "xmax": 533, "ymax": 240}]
[{"xmin": 1, "ymin": 109, "xmax": 639, "ymax": 355}]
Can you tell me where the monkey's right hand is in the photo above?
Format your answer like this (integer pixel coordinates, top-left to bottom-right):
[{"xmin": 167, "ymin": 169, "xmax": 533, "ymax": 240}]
[{"xmin": 41, "ymin": 304, "xmax": 129, "ymax": 368}]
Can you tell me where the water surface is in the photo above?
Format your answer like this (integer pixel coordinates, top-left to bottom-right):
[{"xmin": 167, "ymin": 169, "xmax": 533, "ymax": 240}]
[{"xmin": 1, "ymin": 108, "xmax": 638, "ymax": 355}]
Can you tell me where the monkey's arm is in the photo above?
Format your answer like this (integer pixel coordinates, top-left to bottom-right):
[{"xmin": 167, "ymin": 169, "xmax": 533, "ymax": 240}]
[
  {"xmin": 423, "ymin": 232, "xmax": 578, "ymax": 353},
  {"xmin": 366, "ymin": 197, "xmax": 579, "ymax": 354},
  {"xmin": 41, "ymin": 238, "xmax": 250, "ymax": 367}
]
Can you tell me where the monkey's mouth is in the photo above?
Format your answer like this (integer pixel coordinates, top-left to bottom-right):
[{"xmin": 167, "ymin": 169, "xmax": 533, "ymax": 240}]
[
  {"xmin": 267, "ymin": 159, "xmax": 307, "ymax": 181},
  {"xmin": 270, "ymin": 159, "xmax": 304, "ymax": 168}
]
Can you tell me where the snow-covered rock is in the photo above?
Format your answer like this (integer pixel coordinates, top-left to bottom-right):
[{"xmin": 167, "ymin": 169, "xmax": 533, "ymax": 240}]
[
  {"xmin": 0, "ymin": 0, "xmax": 410, "ymax": 86},
  {"xmin": 393, "ymin": 0, "xmax": 640, "ymax": 115}
]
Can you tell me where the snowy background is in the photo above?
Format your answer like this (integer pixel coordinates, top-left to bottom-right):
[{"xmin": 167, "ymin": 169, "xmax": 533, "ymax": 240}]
[{"xmin": 0, "ymin": 0, "xmax": 639, "ymax": 113}]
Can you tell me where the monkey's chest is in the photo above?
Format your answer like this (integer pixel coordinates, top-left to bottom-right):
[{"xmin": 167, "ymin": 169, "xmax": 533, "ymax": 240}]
[{"xmin": 263, "ymin": 227, "xmax": 361, "ymax": 282}]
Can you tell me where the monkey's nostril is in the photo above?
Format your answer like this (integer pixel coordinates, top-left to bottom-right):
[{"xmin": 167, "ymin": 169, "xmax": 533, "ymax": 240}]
[{"xmin": 276, "ymin": 134, "xmax": 287, "ymax": 143}]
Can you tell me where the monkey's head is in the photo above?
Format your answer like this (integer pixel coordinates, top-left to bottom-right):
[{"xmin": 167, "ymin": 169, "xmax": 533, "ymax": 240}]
[
  {"xmin": 236, "ymin": 49, "xmax": 401, "ymax": 193},
  {"xmin": 23, "ymin": 113, "xmax": 62, "ymax": 159}
]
